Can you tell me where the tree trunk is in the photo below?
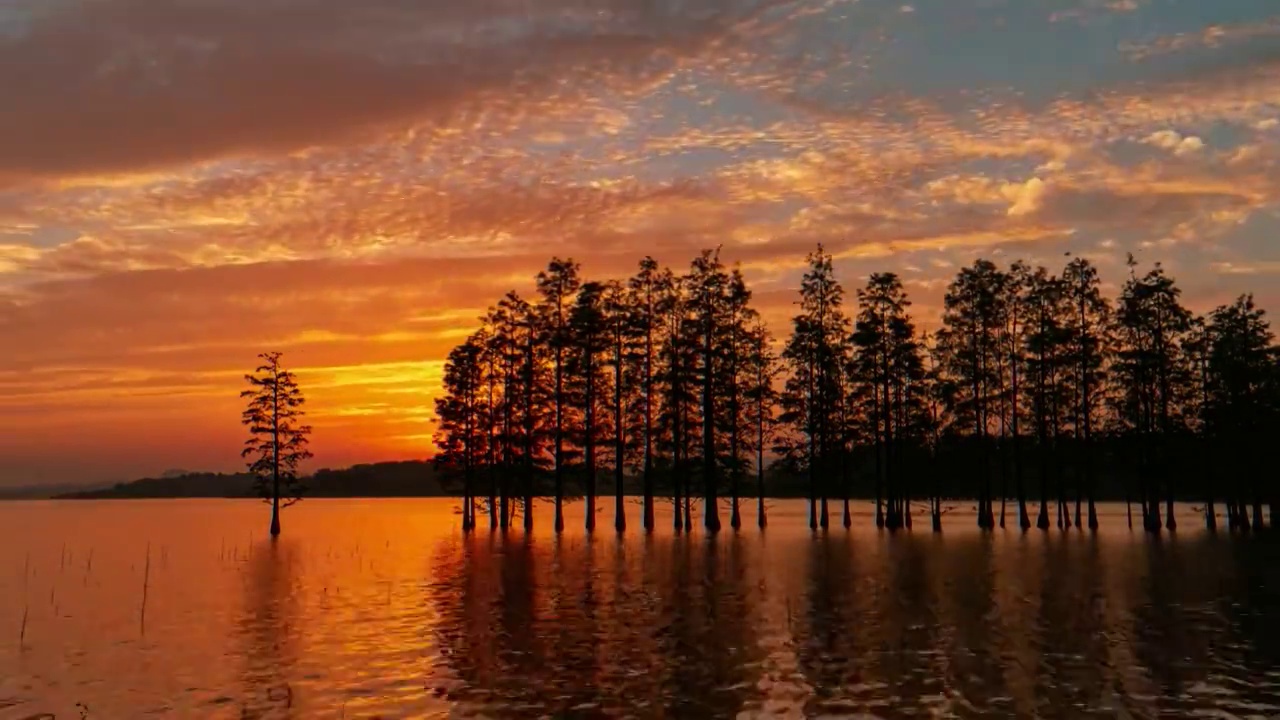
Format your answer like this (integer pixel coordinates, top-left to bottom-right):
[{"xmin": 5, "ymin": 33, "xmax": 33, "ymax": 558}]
[
  {"xmin": 615, "ymin": 345, "xmax": 626, "ymax": 534},
  {"xmin": 643, "ymin": 319, "xmax": 655, "ymax": 533},
  {"xmin": 730, "ymin": 422, "xmax": 741, "ymax": 531},
  {"xmin": 489, "ymin": 465, "xmax": 498, "ymax": 531},
  {"xmin": 1036, "ymin": 437, "xmax": 1050, "ymax": 530},
  {"xmin": 585, "ymin": 370, "xmax": 596, "ymax": 533},
  {"xmin": 757, "ymin": 406, "xmax": 767, "ymax": 529},
  {"xmin": 270, "ymin": 382, "xmax": 282, "ymax": 537},
  {"xmin": 269, "ymin": 493, "xmax": 281, "ymax": 537},
  {"xmin": 703, "ymin": 321, "xmax": 720, "ymax": 532},
  {"xmin": 555, "ymin": 355, "xmax": 565, "ymax": 531}
]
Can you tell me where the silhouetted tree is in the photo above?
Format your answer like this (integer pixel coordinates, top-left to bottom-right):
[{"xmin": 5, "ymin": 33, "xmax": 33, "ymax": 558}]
[
  {"xmin": 432, "ymin": 248, "xmax": 1278, "ymax": 537},
  {"xmin": 627, "ymin": 257, "xmax": 669, "ymax": 532},
  {"xmin": 1000, "ymin": 261, "xmax": 1032, "ymax": 530},
  {"xmin": 241, "ymin": 351, "xmax": 312, "ymax": 537},
  {"xmin": 659, "ymin": 273, "xmax": 698, "ymax": 532},
  {"xmin": 536, "ymin": 258, "xmax": 582, "ymax": 533},
  {"xmin": 434, "ymin": 336, "xmax": 486, "ymax": 530},
  {"xmin": 492, "ymin": 291, "xmax": 545, "ymax": 530},
  {"xmin": 937, "ymin": 260, "xmax": 1006, "ymax": 530},
  {"xmin": 1061, "ymin": 257, "xmax": 1109, "ymax": 531},
  {"xmin": 1023, "ymin": 268, "xmax": 1070, "ymax": 530},
  {"xmin": 780, "ymin": 245, "xmax": 850, "ymax": 530},
  {"xmin": 1112, "ymin": 257, "xmax": 1192, "ymax": 533},
  {"xmin": 605, "ymin": 280, "xmax": 633, "ymax": 533},
  {"xmin": 850, "ymin": 272, "xmax": 926, "ymax": 530},
  {"xmin": 570, "ymin": 281, "xmax": 610, "ymax": 532},
  {"xmin": 744, "ymin": 317, "xmax": 779, "ymax": 528},
  {"xmin": 688, "ymin": 249, "xmax": 729, "ymax": 531},
  {"xmin": 719, "ymin": 268, "xmax": 759, "ymax": 530},
  {"xmin": 1204, "ymin": 294, "xmax": 1277, "ymax": 531}
]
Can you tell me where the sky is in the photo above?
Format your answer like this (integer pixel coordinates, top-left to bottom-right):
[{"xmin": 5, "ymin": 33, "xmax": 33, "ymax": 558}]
[{"xmin": 2, "ymin": 0, "xmax": 1279, "ymax": 486}]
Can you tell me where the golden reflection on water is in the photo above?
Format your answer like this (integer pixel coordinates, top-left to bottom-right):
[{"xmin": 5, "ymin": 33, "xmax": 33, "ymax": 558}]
[{"xmin": 0, "ymin": 499, "xmax": 1277, "ymax": 719}]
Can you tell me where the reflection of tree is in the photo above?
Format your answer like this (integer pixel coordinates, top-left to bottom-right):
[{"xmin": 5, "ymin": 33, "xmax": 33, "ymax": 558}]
[
  {"xmin": 654, "ymin": 536, "xmax": 759, "ymax": 717},
  {"xmin": 430, "ymin": 533, "xmax": 764, "ymax": 717},
  {"xmin": 1211, "ymin": 539, "xmax": 1280, "ymax": 712},
  {"xmin": 429, "ymin": 533, "xmax": 544, "ymax": 715},
  {"xmin": 1131, "ymin": 540, "xmax": 1200, "ymax": 711},
  {"xmin": 877, "ymin": 537, "xmax": 945, "ymax": 711},
  {"xmin": 1128, "ymin": 537, "xmax": 1249, "ymax": 716},
  {"xmin": 238, "ymin": 540, "xmax": 303, "ymax": 719},
  {"xmin": 793, "ymin": 535, "xmax": 860, "ymax": 715},
  {"xmin": 1029, "ymin": 537, "xmax": 1109, "ymax": 715},
  {"xmin": 932, "ymin": 535, "xmax": 1008, "ymax": 714},
  {"xmin": 542, "ymin": 535, "xmax": 601, "ymax": 712}
]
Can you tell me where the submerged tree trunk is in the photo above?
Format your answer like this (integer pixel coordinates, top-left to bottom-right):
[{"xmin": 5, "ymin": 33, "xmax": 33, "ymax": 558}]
[
  {"xmin": 585, "ymin": 370, "xmax": 597, "ymax": 533},
  {"xmin": 673, "ymin": 465, "xmax": 683, "ymax": 535},
  {"xmin": 757, "ymin": 408, "xmax": 768, "ymax": 529},
  {"xmin": 1036, "ymin": 438, "xmax": 1050, "ymax": 530},
  {"xmin": 614, "ymin": 344, "xmax": 626, "ymax": 534},
  {"xmin": 269, "ymin": 486, "xmax": 281, "ymax": 537},
  {"xmin": 703, "ymin": 321, "xmax": 721, "ymax": 533}
]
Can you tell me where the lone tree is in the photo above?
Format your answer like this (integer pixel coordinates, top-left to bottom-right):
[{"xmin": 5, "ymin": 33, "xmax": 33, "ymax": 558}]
[{"xmin": 242, "ymin": 352, "xmax": 313, "ymax": 537}]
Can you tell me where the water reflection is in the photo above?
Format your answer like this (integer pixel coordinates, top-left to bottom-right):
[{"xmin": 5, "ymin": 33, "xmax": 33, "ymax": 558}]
[
  {"xmin": 429, "ymin": 526, "xmax": 1280, "ymax": 719},
  {"xmin": 237, "ymin": 540, "xmax": 303, "ymax": 719},
  {"xmin": 3, "ymin": 501, "xmax": 1279, "ymax": 718}
]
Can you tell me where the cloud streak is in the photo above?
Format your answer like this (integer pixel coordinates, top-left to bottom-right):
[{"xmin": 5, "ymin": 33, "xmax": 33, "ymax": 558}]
[{"xmin": 4, "ymin": 0, "xmax": 1280, "ymax": 484}]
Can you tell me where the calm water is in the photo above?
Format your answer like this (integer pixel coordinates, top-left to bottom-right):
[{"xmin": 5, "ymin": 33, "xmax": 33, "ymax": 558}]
[{"xmin": 1, "ymin": 499, "xmax": 1277, "ymax": 719}]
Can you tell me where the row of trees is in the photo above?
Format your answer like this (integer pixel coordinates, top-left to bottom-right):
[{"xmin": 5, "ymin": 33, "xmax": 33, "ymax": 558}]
[{"xmin": 434, "ymin": 247, "xmax": 1280, "ymax": 534}]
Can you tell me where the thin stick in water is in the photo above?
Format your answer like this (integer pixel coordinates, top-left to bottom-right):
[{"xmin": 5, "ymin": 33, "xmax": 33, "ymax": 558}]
[{"xmin": 139, "ymin": 542, "xmax": 151, "ymax": 637}]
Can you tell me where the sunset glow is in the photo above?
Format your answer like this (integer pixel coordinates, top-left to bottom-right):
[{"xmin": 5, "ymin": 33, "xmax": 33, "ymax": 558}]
[{"xmin": 2, "ymin": 0, "xmax": 1279, "ymax": 484}]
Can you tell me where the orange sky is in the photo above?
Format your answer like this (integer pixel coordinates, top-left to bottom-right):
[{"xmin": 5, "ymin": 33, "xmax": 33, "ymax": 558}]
[{"xmin": 2, "ymin": 0, "xmax": 1280, "ymax": 485}]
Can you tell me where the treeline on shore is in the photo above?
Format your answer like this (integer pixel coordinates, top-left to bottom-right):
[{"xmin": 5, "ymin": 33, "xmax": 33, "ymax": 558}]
[
  {"xmin": 56, "ymin": 461, "xmax": 449, "ymax": 499},
  {"xmin": 434, "ymin": 246, "xmax": 1280, "ymax": 535}
]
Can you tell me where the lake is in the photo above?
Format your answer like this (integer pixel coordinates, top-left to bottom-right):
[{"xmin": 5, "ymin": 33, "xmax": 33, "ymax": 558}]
[{"xmin": 0, "ymin": 499, "xmax": 1277, "ymax": 719}]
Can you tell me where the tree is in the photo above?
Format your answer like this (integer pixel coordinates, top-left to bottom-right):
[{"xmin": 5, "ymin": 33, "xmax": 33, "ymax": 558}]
[
  {"xmin": 688, "ymin": 249, "xmax": 730, "ymax": 531},
  {"xmin": 605, "ymin": 280, "xmax": 634, "ymax": 533},
  {"xmin": 570, "ymin": 281, "xmax": 610, "ymax": 532},
  {"xmin": 659, "ymin": 273, "xmax": 697, "ymax": 532},
  {"xmin": 937, "ymin": 260, "xmax": 1006, "ymax": 530},
  {"xmin": 434, "ymin": 336, "xmax": 487, "ymax": 530},
  {"xmin": 921, "ymin": 331, "xmax": 952, "ymax": 532},
  {"xmin": 1112, "ymin": 257, "xmax": 1193, "ymax": 533},
  {"xmin": 744, "ymin": 317, "xmax": 779, "ymax": 528},
  {"xmin": 1023, "ymin": 267, "xmax": 1070, "ymax": 530},
  {"xmin": 719, "ymin": 268, "xmax": 759, "ymax": 530},
  {"xmin": 627, "ymin": 257, "xmax": 669, "ymax": 532},
  {"xmin": 241, "ymin": 352, "xmax": 313, "ymax": 537},
  {"xmin": 1000, "ymin": 261, "xmax": 1031, "ymax": 530},
  {"xmin": 536, "ymin": 258, "xmax": 582, "ymax": 533},
  {"xmin": 1205, "ymin": 294, "xmax": 1277, "ymax": 531},
  {"xmin": 850, "ymin": 273, "xmax": 926, "ymax": 530},
  {"xmin": 1061, "ymin": 257, "xmax": 1109, "ymax": 530},
  {"xmin": 780, "ymin": 245, "xmax": 850, "ymax": 530},
  {"xmin": 490, "ymin": 291, "xmax": 545, "ymax": 530}
]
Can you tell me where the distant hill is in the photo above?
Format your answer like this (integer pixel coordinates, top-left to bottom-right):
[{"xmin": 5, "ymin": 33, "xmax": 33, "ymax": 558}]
[
  {"xmin": 56, "ymin": 460, "xmax": 449, "ymax": 499},
  {"xmin": 0, "ymin": 482, "xmax": 112, "ymax": 500}
]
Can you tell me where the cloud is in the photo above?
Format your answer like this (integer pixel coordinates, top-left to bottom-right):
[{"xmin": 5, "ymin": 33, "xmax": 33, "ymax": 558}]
[
  {"xmin": 1121, "ymin": 17, "xmax": 1280, "ymax": 62},
  {"xmin": 1143, "ymin": 130, "xmax": 1206, "ymax": 156},
  {"xmin": 0, "ymin": 0, "xmax": 791, "ymax": 185},
  {"xmin": 1005, "ymin": 177, "xmax": 1049, "ymax": 217},
  {"xmin": 7, "ymin": 0, "xmax": 1280, "ymax": 484}
]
